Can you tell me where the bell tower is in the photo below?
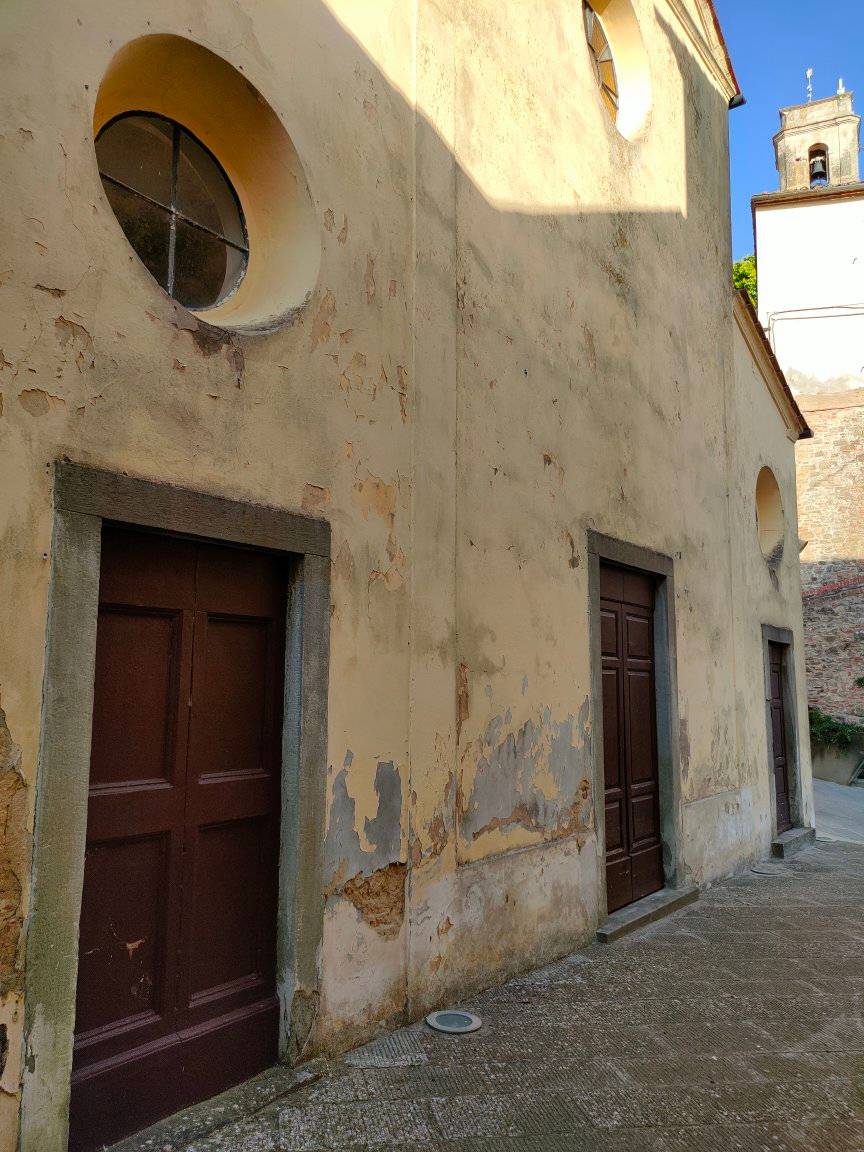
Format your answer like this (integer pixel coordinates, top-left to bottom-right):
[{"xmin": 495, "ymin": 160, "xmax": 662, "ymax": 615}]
[{"xmin": 774, "ymin": 85, "xmax": 860, "ymax": 192}]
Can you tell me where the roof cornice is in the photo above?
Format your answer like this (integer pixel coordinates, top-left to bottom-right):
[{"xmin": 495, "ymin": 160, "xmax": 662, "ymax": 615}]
[
  {"xmin": 733, "ymin": 291, "xmax": 812, "ymax": 441},
  {"xmin": 661, "ymin": 0, "xmax": 741, "ymax": 103},
  {"xmin": 753, "ymin": 182, "xmax": 864, "ymax": 210}
]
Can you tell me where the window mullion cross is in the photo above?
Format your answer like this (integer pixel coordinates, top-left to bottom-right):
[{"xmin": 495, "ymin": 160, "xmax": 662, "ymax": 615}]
[{"xmin": 167, "ymin": 125, "xmax": 180, "ymax": 297}]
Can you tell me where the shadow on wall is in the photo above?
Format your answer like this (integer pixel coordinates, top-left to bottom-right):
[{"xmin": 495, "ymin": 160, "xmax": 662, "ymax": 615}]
[
  {"xmin": 311, "ymin": 3, "xmax": 732, "ymax": 934},
  {"xmin": 1, "ymin": 1, "xmax": 738, "ymax": 1098}
]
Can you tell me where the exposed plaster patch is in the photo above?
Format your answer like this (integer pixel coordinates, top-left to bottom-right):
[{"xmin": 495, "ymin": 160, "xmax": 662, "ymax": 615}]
[
  {"xmin": 18, "ymin": 388, "xmax": 65, "ymax": 416},
  {"xmin": 456, "ymin": 663, "xmax": 470, "ymax": 746},
  {"xmin": 323, "ymin": 208, "xmax": 335, "ymax": 233},
  {"xmin": 54, "ymin": 315, "xmax": 95, "ymax": 372},
  {"xmin": 561, "ymin": 530, "xmax": 579, "ymax": 569},
  {"xmin": 679, "ymin": 717, "xmax": 691, "ymax": 781},
  {"xmin": 389, "ymin": 279, "xmax": 397, "ymax": 299},
  {"xmin": 310, "ymin": 289, "xmax": 336, "ymax": 351},
  {"xmin": 333, "ymin": 540, "xmax": 354, "ymax": 583},
  {"xmin": 34, "ymin": 284, "xmax": 65, "ymax": 298},
  {"xmin": 364, "ymin": 256, "xmax": 376, "ymax": 304},
  {"xmin": 542, "ymin": 452, "xmax": 565, "ymax": 487},
  {"xmin": 0, "ymin": 705, "xmax": 27, "ymax": 998},
  {"xmin": 341, "ymin": 863, "xmax": 405, "ymax": 939},
  {"xmin": 337, "ymin": 216, "xmax": 349, "ymax": 246},
  {"xmin": 460, "ymin": 701, "xmax": 593, "ymax": 847},
  {"xmin": 352, "ymin": 473, "xmax": 397, "ymax": 522},
  {"xmin": 302, "ymin": 484, "xmax": 331, "ymax": 514},
  {"xmin": 396, "ymin": 366, "xmax": 409, "ymax": 423},
  {"xmin": 582, "ymin": 324, "xmax": 597, "ymax": 372}
]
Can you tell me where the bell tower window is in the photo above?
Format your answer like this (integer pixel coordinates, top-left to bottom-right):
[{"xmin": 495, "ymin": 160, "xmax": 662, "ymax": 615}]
[{"xmin": 809, "ymin": 145, "xmax": 830, "ymax": 188}]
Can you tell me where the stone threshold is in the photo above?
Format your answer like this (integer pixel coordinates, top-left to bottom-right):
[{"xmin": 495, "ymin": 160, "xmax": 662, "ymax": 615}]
[
  {"xmin": 109, "ymin": 1057, "xmax": 327, "ymax": 1152},
  {"xmin": 771, "ymin": 825, "xmax": 816, "ymax": 859},
  {"xmin": 596, "ymin": 884, "xmax": 699, "ymax": 944}
]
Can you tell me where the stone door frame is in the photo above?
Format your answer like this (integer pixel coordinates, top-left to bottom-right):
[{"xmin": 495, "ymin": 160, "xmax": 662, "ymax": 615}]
[
  {"xmin": 587, "ymin": 531, "xmax": 684, "ymax": 919},
  {"xmin": 20, "ymin": 462, "xmax": 331, "ymax": 1152},
  {"xmin": 761, "ymin": 624, "xmax": 806, "ymax": 835}
]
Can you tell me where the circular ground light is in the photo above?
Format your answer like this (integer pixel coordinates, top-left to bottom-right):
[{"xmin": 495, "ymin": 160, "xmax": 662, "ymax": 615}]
[{"xmin": 425, "ymin": 1010, "xmax": 482, "ymax": 1035}]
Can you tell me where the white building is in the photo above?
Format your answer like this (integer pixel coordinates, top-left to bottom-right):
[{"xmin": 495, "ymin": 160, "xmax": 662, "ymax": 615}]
[
  {"xmin": 753, "ymin": 87, "xmax": 864, "ymax": 736},
  {"xmin": 754, "ymin": 89, "xmax": 864, "ymax": 395}
]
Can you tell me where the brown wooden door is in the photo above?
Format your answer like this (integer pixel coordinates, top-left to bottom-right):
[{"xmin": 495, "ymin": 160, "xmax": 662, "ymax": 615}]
[
  {"xmin": 769, "ymin": 642, "xmax": 793, "ymax": 834},
  {"xmin": 600, "ymin": 563, "xmax": 664, "ymax": 914},
  {"xmin": 70, "ymin": 526, "xmax": 287, "ymax": 1152}
]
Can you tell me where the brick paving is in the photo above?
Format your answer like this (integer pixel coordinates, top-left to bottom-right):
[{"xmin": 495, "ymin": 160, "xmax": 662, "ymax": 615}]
[{"xmin": 127, "ymin": 841, "xmax": 864, "ymax": 1151}]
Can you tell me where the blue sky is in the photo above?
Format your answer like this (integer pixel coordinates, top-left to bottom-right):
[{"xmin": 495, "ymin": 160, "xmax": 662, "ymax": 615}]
[{"xmin": 713, "ymin": 0, "xmax": 864, "ymax": 260}]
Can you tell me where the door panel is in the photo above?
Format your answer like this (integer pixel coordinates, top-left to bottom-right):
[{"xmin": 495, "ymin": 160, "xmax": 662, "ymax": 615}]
[
  {"xmin": 89, "ymin": 608, "xmax": 181, "ymax": 787},
  {"xmin": 600, "ymin": 563, "xmax": 664, "ymax": 913},
  {"xmin": 769, "ymin": 643, "xmax": 793, "ymax": 834},
  {"xmin": 70, "ymin": 527, "xmax": 287, "ymax": 1152},
  {"xmin": 74, "ymin": 833, "xmax": 168, "ymax": 1036}
]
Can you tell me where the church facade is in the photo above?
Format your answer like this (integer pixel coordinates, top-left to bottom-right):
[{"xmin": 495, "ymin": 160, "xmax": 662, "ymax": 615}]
[{"xmin": 1, "ymin": 3, "xmax": 813, "ymax": 1149}]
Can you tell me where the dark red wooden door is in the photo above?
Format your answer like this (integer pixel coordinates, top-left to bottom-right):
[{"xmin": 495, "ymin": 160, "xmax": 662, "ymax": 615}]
[
  {"xmin": 769, "ymin": 642, "xmax": 793, "ymax": 834},
  {"xmin": 601, "ymin": 563, "xmax": 664, "ymax": 914},
  {"xmin": 70, "ymin": 526, "xmax": 286, "ymax": 1152}
]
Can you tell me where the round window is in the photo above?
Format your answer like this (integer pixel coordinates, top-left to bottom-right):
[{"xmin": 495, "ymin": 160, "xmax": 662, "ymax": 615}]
[
  {"xmin": 95, "ymin": 112, "xmax": 248, "ymax": 311},
  {"xmin": 580, "ymin": 0, "xmax": 651, "ymax": 140},
  {"xmin": 583, "ymin": 2, "xmax": 620, "ymax": 122}
]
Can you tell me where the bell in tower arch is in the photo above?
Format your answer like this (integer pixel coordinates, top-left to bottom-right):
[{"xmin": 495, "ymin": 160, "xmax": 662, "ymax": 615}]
[{"xmin": 809, "ymin": 148, "xmax": 829, "ymax": 187}]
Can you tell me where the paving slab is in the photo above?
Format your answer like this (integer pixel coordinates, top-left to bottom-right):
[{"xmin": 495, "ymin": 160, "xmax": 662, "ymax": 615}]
[
  {"xmin": 814, "ymin": 778, "xmax": 864, "ymax": 843},
  {"xmin": 116, "ymin": 841, "xmax": 864, "ymax": 1152}
]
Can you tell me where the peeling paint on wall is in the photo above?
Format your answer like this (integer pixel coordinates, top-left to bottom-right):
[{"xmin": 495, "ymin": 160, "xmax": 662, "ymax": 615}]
[
  {"xmin": 363, "ymin": 761, "xmax": 401, "ymax": 865},
  {"xmin": 324, "ymin": 754, "xmax": 403, "ymax": 887},
  {"xmin": 459, "ymin": 699, "xmax": 593, "ymax": 849}
]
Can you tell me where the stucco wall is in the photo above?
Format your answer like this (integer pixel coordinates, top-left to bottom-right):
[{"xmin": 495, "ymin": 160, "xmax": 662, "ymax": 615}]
[{"xmin": 0, "ymin": 2, "xmax": 807, "ymax": 1146}]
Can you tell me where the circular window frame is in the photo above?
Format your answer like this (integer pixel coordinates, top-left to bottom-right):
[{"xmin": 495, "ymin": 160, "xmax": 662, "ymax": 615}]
[
  {"xmin": 93, "ymin": 35, "xmax": 321, "ymax": 334},
  {"xmin": 755, "ymin": 466, "xmax": 785, "ymax": 568},
  {"xmin": 581, "ymin": 0, "xmax": 652, "ymax": 141},
  {"xmin": 95, "ymin": 110, "xmax": 250, "ymax": 312},
  {"xmin": 583, "ymin": 3, "xmax": 620, "ymax": 123}
]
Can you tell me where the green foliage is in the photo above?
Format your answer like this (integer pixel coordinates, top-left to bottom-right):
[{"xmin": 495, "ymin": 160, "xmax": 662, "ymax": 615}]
[
  {"xmin": 855, "ymin": 676, "xmax": 864, "ymax": 689},
  {"xmin": 808, "ymin": 707, "xmax": 864, "ymax": 751},
  {"xmin": 733, "ymin": 254, "xmax": 758, "ymax": 308}
]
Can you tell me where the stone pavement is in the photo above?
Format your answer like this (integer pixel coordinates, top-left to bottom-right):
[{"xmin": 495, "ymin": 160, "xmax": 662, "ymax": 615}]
[
  {"xmin": 815, "ymin": 778, "xmax": 864, "ymax": 844},
  {"xmin": 126, "ymin": 841, "xmax": 864, "ymax": 1152}
]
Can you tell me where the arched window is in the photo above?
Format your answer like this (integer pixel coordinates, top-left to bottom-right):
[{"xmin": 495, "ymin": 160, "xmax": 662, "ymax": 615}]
[
  {"xmin": 809, "ymin": 144, "xmax": 829, "ymax": 188},
  {"xmin": 756, "ymin": 467, "xmax": 785, "ymax": 567}
]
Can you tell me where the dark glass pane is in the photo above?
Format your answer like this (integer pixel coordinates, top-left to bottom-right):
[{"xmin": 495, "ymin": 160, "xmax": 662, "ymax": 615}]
[
  {"xmin": 102, "ymin": 179, "xmax": 171, "ymax": 290},
  {"xmin": 96, "ymin": 115, "xmax": 173, "ymax": 206},
  {"xmin": 176, "ymin": 131, "xmax": 246, "ymax": 247},
  {"xmin": 173, "ymin": 220, "xmax": 246, "ymax": 309}
]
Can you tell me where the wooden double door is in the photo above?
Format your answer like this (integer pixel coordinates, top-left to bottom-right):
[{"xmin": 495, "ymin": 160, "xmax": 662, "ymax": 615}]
[
  {"xmin": 70, "ymin": 527, "xmax": 287, "ymax": 1151},
  {"xmin": 769, "ymin": 642, "xmax": 793, "ymax": 834},
  {"xmin": 600, "ymin": 563, "xmax": 664, "ymax": 914}
]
